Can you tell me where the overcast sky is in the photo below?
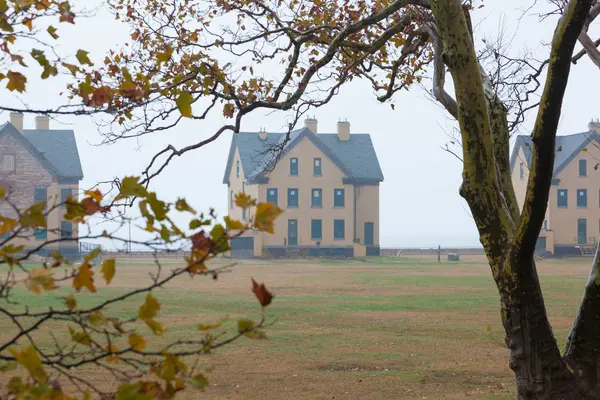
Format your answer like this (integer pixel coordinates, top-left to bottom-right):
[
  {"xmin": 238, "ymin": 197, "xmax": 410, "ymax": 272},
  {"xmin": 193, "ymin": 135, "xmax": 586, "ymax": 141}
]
[{"xmin": 2, "ymin": 0, "xmax": 600, "ymax": 249}]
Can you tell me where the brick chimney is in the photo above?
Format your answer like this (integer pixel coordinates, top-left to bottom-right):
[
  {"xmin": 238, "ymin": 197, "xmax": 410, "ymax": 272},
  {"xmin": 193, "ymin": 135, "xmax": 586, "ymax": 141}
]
[
  {"xmin": 35, "ymin": 115, "xmax": 50, "ymax": 130},
  {"xmin": 258, "ymin": 127, "xmax": 267, "ymax": 140},
  {"xmin": 9, "ymin": 112, "xmax": 23, "ymax": 132},
  {"xmin": 337, "ymin": 120, "xmax": 350, "ymax": 141},
  {"xmin": 304, "ymin": 117, "xmax": 317, "ymax": 134},
  {"xmin": 589, "ymin": 119, "xmax": 600, "ymax": 133}
]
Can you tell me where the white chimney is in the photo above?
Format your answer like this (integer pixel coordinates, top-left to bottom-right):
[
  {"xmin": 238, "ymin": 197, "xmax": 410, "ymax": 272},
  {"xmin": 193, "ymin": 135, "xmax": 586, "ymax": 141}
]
[
  {"xmin": 304, "ymin": 117, "xmax": 317, "ymax": 134},
  {"xmin": 337, "ymin": 120, "xmax": 350, "ymax": 141},
  {"xmin": 259, "ymin": 127, "xmax": 267, "ymax": 140},
  {"xmin": 589, "ymin": 119, "xmax": 600, "ymax": 134},
  {"xmin": 10, "ymin": 112, "xmax": 23, "ymax": 132},
  {"xmin": 35, "ymin": 115, "xmax": 50, "ymax": 130}
]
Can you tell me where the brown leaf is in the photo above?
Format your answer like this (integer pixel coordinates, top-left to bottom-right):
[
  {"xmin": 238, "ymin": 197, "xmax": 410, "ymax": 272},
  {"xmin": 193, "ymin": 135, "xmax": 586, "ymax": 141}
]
[
  {"xmin": 191, "ymin": 231, "xmax": 214, "ymax": 252},
  {"xmin": 251, "ymin": 278, "xmax": 273, "ymax": 307}
]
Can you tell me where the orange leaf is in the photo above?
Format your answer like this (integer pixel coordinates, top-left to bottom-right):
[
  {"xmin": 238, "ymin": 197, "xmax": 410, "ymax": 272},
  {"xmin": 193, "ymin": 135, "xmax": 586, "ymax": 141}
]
[
  {"xmin": 251, "ymin": 278, "xmax": 273, "ymax": 307},
  {"xmin": 73, "ymin": 262, "xmax": 96, "ymax": 293}
]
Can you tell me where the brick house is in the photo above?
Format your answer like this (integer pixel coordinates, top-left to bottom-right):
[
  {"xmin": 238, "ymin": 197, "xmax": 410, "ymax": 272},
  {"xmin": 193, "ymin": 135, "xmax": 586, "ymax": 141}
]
[{"xmin": 0, "ymin": 113, "xmax": 84, "ymax": 257}]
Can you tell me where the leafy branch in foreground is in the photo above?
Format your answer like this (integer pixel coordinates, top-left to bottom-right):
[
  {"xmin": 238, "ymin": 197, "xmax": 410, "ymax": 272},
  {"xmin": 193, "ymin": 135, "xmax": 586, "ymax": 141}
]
[{"xmin": 0, "ymin": 177, "xmax": 282, "ymax": 399}]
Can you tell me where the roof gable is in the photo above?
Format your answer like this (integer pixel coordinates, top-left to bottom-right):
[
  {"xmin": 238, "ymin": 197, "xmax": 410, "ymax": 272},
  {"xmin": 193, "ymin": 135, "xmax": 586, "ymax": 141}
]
[
  {"xmin": 510, "ymin": 131, "xmax": 599, "ymax": 177},
  {"xmin": 0, "ymin": 122, "xmax": 83, "ymax": 180},
  {"xmin": 222, "ymin": 128, "xmax": 384, "ymax": 185}
]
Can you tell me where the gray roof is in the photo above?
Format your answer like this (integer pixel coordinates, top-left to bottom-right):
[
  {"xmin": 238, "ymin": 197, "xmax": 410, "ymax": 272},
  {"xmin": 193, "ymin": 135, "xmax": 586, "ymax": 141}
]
[
  {"xmin": 223, "ymin": 127, "xmax": 383, "ymax": 184},
  {"xmin": 0, "ymin": 122, "xmax": 83, "ymax": 180},
  {"xmin": 510, "ymin": 131, "xmax": 600, "ymax": 177}
]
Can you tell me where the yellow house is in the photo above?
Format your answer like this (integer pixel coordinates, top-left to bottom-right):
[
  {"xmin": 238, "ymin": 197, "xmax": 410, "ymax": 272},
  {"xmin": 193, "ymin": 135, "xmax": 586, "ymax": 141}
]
[
  {"xmin": 510, "ymin": 121, "xmax": 600, "ymax": 256},
  {"xmin": 222, "ymin": 118, "xmax": 383, "ymax": 258},
  {"xmin": 0, "ymin": 113, "xmax": 84, "ymax": 258}
]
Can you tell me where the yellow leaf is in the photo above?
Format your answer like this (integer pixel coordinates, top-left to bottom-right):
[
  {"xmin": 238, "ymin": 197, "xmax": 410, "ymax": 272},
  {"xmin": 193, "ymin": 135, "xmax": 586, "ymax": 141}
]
[
  {"xmin": 88, "ymin": 311, "xmax": 106, "ymax": 328},
  {"xmin": 0, "ymin": 216, "xmax": 17, "ymax": 236},
  {"xmin": 253, "ymin": 202, "xmax": 283, "ymax": 234},
  {"xmin": 116, "ymin": 176, "xmax": 147, "ymax": 200},
  {"xmin": 6, "ymin": 71, "xmax": 27, "ymax": 92},
  {"xmin": 73, "ymin": 262, "xmax": 96, "ymax": 293},
  {"xmin": 65, "ymin": 294, "xmax": 77, "ymax": 310},
  {"xmin": 145, "ymin": 318, "xmax": 166, "ymax": 335},
  {"xmin": 176, "ymin": 92, "xmax": 194, "ymax": 118},
  {"xmin": 223, "ymin": 103, "xmax": 235, "ymax": 118},
  {"xmin": 47, "ymin": 25, "xmax": 58, "ymax": 39},
  {"xmin": 76, "ymin": 50, "xmax": 93, "ymax": 66},
  {"xmin": 0, "ymin": 186, "xmax": 5, "ymax": 198},
  {"xmin": 234, "ymin": 193, "xmax": 255, "ymax": 209},
  {"xmin": 25, "ymin": 269, "xmax": 57, "ymax": 294},
  {"xmin": 198, "ymin": 317, "xmax": 228, "ymax": 331},
  {"xmin": 102, "ymin": 258, "xmax": 116, "ymax": 284},
  {"xmin": 68, "ymin": 326, "xmax": 91, "ymax": 347},
  {"xmin": 9, "ymin": 346, "xmax": 47, "ymax": 382},
  {"xmin": 62, "ymin": 62, "xmax": 79, "ymax": 76},
  {"xmin": 128, "ymin": 333, "xmax": 147, "ymax": 351},
  {"xmin": 19, "ymin": 202, "xmax": 46, "ymax": 228},
  {"xmin": 138, "ymin": 293, "xmax": 160, "ymax": 320},
  {"xmin": 224, "ymin": 216, "xmax": 245, "ymax": 230},
  {"xmin": 83, "ymin": 247, "xmax": 102, "ymax": 262},
  {"xmin": 487, "ymin": 325, "xmax": 493, "ymax": 332},
  {"xmin": 84, "ymin": 189, "xmax": 103, "ymax": 202},
  {"xmin": 582, "ymin": 148, "xmax": 588, "ymax": 152}
]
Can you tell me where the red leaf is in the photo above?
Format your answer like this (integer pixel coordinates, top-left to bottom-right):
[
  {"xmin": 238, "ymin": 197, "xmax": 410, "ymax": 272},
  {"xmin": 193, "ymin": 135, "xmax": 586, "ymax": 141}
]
[
  {"xmin": 191, "ymin": 231, "xmax": 214, "ymax": 252},
  {"xmin": 390, "ymin": 104, "xmax": 395, "ymax": 110},
  {"xmin": 251, "ymin": 278, "xmax": 273, "ymax": 308}
]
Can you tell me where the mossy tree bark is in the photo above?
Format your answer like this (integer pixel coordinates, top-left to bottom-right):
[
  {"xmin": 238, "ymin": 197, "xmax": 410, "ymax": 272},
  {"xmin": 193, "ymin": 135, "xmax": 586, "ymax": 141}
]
[{"xmin": 429, "ymin": 0, "xmax": 596, "ymax": 398}]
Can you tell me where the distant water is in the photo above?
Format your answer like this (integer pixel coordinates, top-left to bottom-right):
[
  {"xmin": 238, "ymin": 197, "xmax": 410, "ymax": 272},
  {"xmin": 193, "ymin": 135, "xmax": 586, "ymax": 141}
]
[{"xmin": 380, "ymin": 235, "xmax": 482, "ymax": 248}]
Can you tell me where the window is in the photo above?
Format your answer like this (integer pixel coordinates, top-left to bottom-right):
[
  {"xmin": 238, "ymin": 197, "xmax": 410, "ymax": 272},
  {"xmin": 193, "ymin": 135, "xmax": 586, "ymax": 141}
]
[
  {"xmin": 267, "ymin": 188, "xmax": 278, "ymax": 206},
  {"xmin": 334, "ymin": 219, "xmax": 345, "ymax": 239},
  {"xmin": 0, "ymin": 154, "xmax": 15, "ymax": 173},
  {"xmin": 236, "ymin": 160, "xmax": 240, "ymax": 177},
  {"xmin": 314, "ymin": 158, "xmax": 322, "ymax": 176},
  {"xmin": 34, "ymin": 186, "xmax": 47, "ymax": 204},
  {"xmin": 557, "ymin": 189, "xmax": 568, "ymax": 207},
  {"xmin": 577, "ymin": 189, "xmax": 587, "ymax": 207},
  {"xmin": 61, "ymin": 188, "xmax": 72, "ymax": 208},
  {"xmin": 243, "ymin": 207, "xmax": 246, "ymax": 221},
  {"xmin": 34, "ymin": 229, "xmax": 47, "ymax": 240},
  {"xmin": 242, "ymin": 182, "xmax": 246, "ymax": 193},
  {"xmin": 230, "ymin": 191, "xmax": 234, "ymax": 209},
  {"xmin": 311, "ymin": 219, "xmax": 322, "ymax": 239},
  {"xmin": 311, "ymin": 189, "xmax": 322, "ymax": 208},
  {"xmin": 290, "ymin": 158, "xmax": 298, "ymax": 176},
  {"xmin": 579, "ymin": 159, "xmax": 587, "ymax": 177},
  {"xmin": 287, "ymin": 188, "xmax": 299, "ymax": 207},
  {"xmin": 60, "ymin": 221, "xmax": 72, "ymax": 239},
  {"xmin": 334, "ymin": 189, "xmax": 345, "ymax": 207},
  {"xmin": 519, "ymin": 163, "xmax": 524, "ymax": 180},
  {"xmin": 543, "ymin": 220, "xmax": 548, "ymax": 230}
]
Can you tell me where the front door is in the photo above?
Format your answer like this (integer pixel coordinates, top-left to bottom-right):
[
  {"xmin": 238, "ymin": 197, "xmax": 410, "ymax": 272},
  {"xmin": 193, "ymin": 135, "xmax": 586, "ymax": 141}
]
[
  {"xmin": 578, "ymin": 218, "xmax": 587, "ymax": 245},
  {"xmin": 364, "ymin": 222, "xmax": 374, "ymax": 246},
  {"xmin": 288, "ymin": 220, "xmax": 298, "ymax": 246}
]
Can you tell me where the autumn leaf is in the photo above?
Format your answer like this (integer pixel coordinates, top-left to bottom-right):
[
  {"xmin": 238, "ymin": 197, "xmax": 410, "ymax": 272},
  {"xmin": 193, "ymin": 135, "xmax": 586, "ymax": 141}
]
[
  {"xmin": 102, "ymin": 259, "xmax": 116, "ymax": 284},
  {"xmin": 6, "ymin": 71, "xmax": 26, "ymax": 92},
  {"xmin": 223, "ymin": 103, "xmax": 235, "ymax": 118},
  {"xmin": 145, "ymin": 319, "xmax": 166, "ymax": 335},
  {"xmin": 138, "ymin": 293, "xmax": 160, "ymax": 320},
  {"xmin": 73, "ymin": 262, "xmax": 96, "ymax": 293},
  {"xmin": 176, "ymin": 92, "xmax": 194, "ymax": 118},
  {"xmin": 19, "ymin": 202, "xmax": 46, "ymax": 228},
  {"xmin": 234, "ymin": 193, "xmax": 255, "ymax": 209},
  {"xmin": 65, "ymin": 294, "xmax": 77, "ymax": 310},
  {"xmin": 251, "ymin": 278, "xmax": 273, "ymax": 307},
  {"xmin": 9, "ymin": 346, "xmax": 47, "ymax": 382},
  {"xmin": 175, "ymin": 198, "xmax": 196, "ymax": 214},
  {"xmin": 115, "ymin": 176, "xmax": 147, "ymax": 200},
  {"xmin": 253, "ymin": 202, "xmax": 283, "ymax": 234},
  {"xmin": 224, "ymin": 216, "xmax": 245, "ymax": 230},
  {"xmin": 106, "ymin": 345, "xmax": 120, "ymax": 363},
  {"xmin": 0, "ymin": 216, "xmax": 17, "ymax": 236},
  {"xmin": 69, "ymin": 326, "xmax": 91, "ymax": 347},
  {"xmin": 128, "ymin": 333, "xmax": 147, "ymax": 351},
  {"xmin": 191, "ymin": 231, "xmax": 214, "ymax": 252},
  {"xmin": 237, "ymin": 318, "xmax": 255, "ymax": 333},
  {"xmin": 25, "ymin": 269, "xmax": 57, "ymax": 294},
  {"xmin": 62, "ymin": 62, "xmax": 79, "ymax": 76},
  {"xmin": 88, "ymin": 311, "xmax": 106, "ymax": 328},
  {"xmin": 76, "ymin": 50, "xmax": 93, "ymax": 66},
  {"xmin": 187, "ymin": 374, "xmax": 209, "ymax": 390},
  {"xmin": 47, "ymin": 25, "xmax": 58, "ymax": 39},
  {"xmin": 198, "ymin": 317, "xmax": 228, "ymax": 331}
]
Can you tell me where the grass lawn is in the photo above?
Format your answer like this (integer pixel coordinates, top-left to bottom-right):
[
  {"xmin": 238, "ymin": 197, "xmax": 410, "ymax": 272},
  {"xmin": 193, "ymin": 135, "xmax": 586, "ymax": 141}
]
[{"xmin": 0, "ymin": 255, "xmax": 594, "ymax": 399}]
